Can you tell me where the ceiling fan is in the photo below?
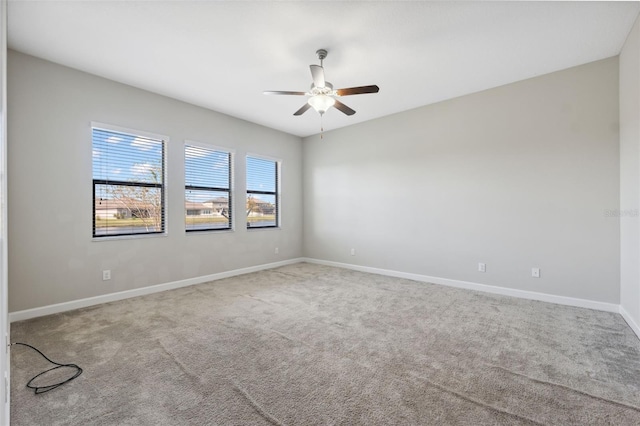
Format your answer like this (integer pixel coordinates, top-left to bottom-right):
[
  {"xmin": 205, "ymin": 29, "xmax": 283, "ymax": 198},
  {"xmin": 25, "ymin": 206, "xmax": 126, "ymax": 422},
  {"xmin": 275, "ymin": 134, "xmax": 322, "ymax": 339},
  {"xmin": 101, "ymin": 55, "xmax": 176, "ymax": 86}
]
[{"xmin": 264, "ymin": 49, "xmax": 379, "ymax": 117}]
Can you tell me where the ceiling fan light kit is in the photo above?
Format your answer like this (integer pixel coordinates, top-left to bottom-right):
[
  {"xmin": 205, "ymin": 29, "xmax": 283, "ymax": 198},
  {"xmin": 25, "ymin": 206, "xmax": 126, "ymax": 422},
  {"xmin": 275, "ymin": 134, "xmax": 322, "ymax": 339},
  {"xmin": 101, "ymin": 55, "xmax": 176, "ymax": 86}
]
[
  {"xmin": 307, "ymin": 94, "xmax": 335, "ymax": 115},
  {"xmin": 264, "ymin": 49, "xmax": 380, "ymax": 126}
]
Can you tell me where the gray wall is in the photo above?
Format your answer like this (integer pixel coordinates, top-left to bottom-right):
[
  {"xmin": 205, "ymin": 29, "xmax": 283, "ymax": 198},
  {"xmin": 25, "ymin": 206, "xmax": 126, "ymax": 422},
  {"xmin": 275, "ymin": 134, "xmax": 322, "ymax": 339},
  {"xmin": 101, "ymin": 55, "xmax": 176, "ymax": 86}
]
[
  {"xmin": 8, "ymin": 50, "xmax": 303, "ymax": 312},
  {"xmin": 303, "ymin": 58, "xmax": 620, "ymax": 304},
  {"xmin": 620, "ymin": 14, "xmax": 640, "ymax": 327},
  {"xmin": 6, "ymin": 49, "xmax": 625, "ymax": 312}
]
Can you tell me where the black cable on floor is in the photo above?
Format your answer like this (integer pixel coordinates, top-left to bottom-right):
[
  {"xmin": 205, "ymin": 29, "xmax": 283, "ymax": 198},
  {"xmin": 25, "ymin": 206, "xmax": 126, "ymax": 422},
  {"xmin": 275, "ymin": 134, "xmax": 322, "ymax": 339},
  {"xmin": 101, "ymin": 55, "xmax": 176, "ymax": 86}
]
[{"xmin": 10, "ymin": 342, "xmax": 83, "ymax": 394}]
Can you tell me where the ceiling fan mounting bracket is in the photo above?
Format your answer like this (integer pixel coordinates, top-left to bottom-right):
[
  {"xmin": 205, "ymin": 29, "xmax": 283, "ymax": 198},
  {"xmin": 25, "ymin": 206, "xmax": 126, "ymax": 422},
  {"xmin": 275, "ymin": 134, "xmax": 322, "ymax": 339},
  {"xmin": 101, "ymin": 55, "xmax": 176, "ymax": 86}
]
[{"xmin": 316, "ymin": 49, "xmax": 328, "ymax": 61}]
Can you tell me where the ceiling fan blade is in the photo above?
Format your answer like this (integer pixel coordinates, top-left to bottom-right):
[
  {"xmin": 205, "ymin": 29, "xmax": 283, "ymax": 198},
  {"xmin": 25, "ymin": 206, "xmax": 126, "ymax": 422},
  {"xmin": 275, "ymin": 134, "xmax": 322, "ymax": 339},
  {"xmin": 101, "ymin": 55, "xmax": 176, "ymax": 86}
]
[
  {"xmin": 263, "ymin": 91, "xmax": 306, "ymax": 95},
  {"xmin": 336, "ymin": 85, "xmax": 379, "ymax": 96},
  {"xmin": 310, "ymin": 65, "xmax": 325, "ymax": 88},
  {"xmin": 293, "ymin": 103, "xmax": 312, "ymax": 116},
  {"xmin": 333, "ymin": 99, "xmax": 356, "ymax": 116}
]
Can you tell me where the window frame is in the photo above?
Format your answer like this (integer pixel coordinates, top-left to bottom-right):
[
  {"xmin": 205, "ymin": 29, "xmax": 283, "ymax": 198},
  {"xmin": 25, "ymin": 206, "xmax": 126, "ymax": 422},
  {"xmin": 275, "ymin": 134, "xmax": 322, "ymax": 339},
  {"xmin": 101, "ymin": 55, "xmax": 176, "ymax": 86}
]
[
  {"xmin": 184, "ymin": 140, "xmax": 235, "ymax": 233},
  {"xmin": 91, "ymin": 122, "xmax": 168, "ymax": 240},
  {"xmin": 246, "ymin": 153, "xmax": 281, "ymax": 230}
]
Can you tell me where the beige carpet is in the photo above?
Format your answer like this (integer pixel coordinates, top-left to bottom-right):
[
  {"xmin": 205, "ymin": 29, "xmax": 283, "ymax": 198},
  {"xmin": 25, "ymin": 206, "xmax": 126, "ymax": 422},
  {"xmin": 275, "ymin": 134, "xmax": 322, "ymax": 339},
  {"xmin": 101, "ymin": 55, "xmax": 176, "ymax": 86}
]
[{"xmin": 10, "ymin": 263, "xmax": 640, "ymax": 425}]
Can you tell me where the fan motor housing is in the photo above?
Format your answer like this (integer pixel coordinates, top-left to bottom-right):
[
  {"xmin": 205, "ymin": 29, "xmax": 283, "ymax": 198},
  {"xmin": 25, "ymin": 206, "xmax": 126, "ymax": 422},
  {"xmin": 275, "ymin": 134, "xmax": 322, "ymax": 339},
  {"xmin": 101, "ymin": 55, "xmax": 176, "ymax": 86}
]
[{"xmin": 309, "ymin": 81, "xmax": 336, "ymax": 97}]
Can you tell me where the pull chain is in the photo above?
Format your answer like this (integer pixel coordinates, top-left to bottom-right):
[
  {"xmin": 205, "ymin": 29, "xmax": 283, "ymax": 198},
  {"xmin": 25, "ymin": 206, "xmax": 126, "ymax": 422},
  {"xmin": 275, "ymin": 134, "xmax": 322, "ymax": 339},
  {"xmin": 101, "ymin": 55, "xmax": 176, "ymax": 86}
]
[{"xmin": 320, "ymin": 114, "xmax": 324, "ymax": 139}]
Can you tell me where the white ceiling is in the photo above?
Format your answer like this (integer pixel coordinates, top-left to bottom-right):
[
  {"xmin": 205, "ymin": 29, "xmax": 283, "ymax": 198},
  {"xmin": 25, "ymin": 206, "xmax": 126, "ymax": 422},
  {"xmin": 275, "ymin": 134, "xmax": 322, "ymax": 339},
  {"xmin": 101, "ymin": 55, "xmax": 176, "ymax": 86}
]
[{"xmin": 7, "ymin": 1, "xmax": 640, "ymax": 138}]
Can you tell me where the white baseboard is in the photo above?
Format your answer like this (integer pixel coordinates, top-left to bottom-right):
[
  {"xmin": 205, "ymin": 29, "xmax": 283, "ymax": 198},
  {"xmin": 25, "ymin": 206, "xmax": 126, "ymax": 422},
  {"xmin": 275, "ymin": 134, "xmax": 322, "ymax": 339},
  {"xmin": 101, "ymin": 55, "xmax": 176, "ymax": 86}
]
[
  {"xmin": 619, "ymin": 306, "xmax": 640, "ymax": 340},
  {"xmin": 302, "ymin": 258, "xmax": 621, "ymax": 313},
  {"xmin": 9, "ymin": 256, "xmax": 628, "ymax": 327},
  {"xmin": 9, "ymin": 258, "xmax": 305, "ymax": 323}
]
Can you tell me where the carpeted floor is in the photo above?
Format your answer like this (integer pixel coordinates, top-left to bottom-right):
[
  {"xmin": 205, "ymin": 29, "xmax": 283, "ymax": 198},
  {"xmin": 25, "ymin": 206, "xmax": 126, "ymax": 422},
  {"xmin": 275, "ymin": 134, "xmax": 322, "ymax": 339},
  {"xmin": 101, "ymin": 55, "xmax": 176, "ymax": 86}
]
[{"xmin": 10, "ymin": 263, "xmax": 640, "ymax": 425}]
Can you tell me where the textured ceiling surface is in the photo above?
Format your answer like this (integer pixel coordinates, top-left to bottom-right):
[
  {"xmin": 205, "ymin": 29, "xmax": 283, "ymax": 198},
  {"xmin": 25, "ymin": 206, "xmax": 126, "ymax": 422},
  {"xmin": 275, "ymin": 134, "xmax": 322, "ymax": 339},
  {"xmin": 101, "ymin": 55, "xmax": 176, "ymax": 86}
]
[{"xmin": 8, "ymin": 1, "xmax": 640, "ymax": 137}]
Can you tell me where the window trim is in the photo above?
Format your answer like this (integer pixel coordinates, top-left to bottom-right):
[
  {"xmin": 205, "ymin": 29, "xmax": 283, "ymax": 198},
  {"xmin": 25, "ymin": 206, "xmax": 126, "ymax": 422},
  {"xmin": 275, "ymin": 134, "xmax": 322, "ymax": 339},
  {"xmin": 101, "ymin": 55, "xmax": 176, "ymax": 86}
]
[
  {"xmin": 91, "ymin": 122, "xmax": 169, "ymax": 240},
  {"xmin": 246, "ymin": 153, "xmax": 281, "ymax": 230},
  {"xmin": 184, "ymin": 140, "xmax": 235, "ymax": 233}
]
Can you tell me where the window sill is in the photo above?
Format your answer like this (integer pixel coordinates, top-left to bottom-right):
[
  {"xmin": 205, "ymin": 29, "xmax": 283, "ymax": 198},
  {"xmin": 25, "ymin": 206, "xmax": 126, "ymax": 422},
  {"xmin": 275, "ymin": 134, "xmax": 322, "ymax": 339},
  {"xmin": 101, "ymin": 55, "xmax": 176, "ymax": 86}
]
[
  {"xmin": 246, "ymin": 226, "xmax": 281, "ymax": 232},
  {"xmin": 92, "ymin": 232, "xmax": 168, "ymax": 242},
  {"xmin": 186, "ymin": 228, "xmax": 234, "ymax": 235}
]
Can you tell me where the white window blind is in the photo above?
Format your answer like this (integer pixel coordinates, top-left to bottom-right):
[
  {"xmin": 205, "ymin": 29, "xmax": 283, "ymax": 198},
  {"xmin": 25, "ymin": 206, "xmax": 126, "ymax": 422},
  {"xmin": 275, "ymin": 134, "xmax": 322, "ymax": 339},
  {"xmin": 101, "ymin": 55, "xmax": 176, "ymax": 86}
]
[
  {"xmin": 92, "ymin": 126, "xmax": 165, "ymax": 237},
  {"xmin": 246, "ymin": 156, "xmax": 279, "ymax": 228},
  {"xmin": 185, "ymin": 144, "xmax": 232, "ymax": 231}
]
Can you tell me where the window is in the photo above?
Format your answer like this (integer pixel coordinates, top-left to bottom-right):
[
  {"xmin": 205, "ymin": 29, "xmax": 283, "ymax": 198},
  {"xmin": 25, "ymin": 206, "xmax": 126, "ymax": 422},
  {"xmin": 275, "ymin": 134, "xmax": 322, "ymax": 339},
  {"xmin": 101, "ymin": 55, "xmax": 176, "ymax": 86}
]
[
  {"xmin": 185, "ymin": 143, "xmax": 232, "ymax": 231},
  {"xmin": 92, "ymin": 125, "xmax": 165, "ymax": 238},
  {"xmin": 246, "ymin": 155, "xmax": 279, "ymax": 228}
]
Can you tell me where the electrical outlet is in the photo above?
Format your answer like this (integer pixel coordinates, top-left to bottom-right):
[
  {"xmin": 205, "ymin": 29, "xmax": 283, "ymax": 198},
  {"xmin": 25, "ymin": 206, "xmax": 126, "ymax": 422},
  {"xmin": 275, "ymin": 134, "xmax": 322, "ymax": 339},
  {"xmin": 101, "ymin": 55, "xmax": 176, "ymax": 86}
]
[
  {"xmin": 478, "ymin": 263, "xmax": 486, "ymax": 272},
  {"xmin": 532, "ymin": 267, "xmax": 540, "ymax": 278},
  {"xmin": 350, "ymin": 248, "xmax": 356, "ymax": 256},
  {"xmin": 102, "ymin": 270, "xmax": 111, "ymax": 281},
  {"xmin": 275, "ymin": 247, "xmax": 279, "ymax": 254}
]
